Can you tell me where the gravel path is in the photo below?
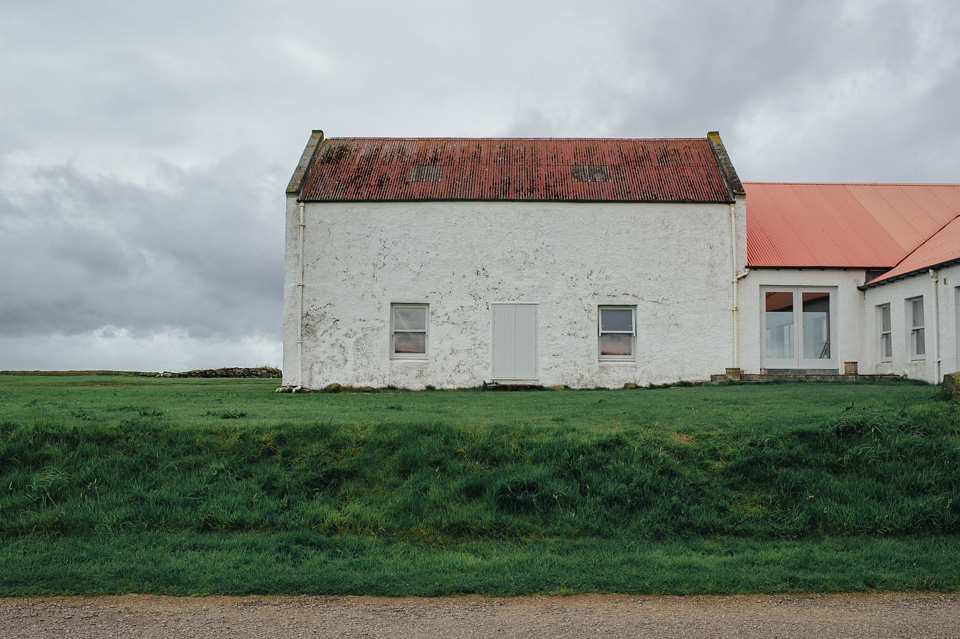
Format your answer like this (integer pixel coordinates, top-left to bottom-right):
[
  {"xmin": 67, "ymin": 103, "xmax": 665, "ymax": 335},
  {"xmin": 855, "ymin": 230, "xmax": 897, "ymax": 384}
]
[{"xmin": 1, "ymin": 592, "xmax": 958, "ymax": 638}]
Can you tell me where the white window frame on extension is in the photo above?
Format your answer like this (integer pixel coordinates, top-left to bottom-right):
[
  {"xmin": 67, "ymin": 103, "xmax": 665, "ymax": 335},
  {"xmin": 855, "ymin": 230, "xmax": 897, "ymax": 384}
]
[
  {"xmin": 907, "ymin": 296, "xmax": 925, "ymax": 360},
  {"xmin": 598, "ymin": 306, "xmax": 636, "ymax": 361},
  {"xmin": 761, "ymin": 287, "xmax": 837, "ymax": 370},
  {"xmin": 390, "ymin": 303, "xmax": 428, "ymax": 359},
  {"xmin": 877, "ymin": 304, "xmax": 892, "ymax": 362}
]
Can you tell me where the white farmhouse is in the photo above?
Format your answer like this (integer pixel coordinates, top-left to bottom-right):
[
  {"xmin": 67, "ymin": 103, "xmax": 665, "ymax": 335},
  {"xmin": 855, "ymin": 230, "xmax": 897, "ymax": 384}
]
[
  {"xmin": 284, "ymin": 131, "xmax": 747, "ymax": 389},
  {"xmin": 283, "ymin": 131, "xmax": 960, "ymax": 389}
]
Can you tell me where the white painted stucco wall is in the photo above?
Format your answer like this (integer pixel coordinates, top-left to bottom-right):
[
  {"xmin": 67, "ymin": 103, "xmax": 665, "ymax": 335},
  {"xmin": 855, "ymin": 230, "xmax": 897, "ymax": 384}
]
[
  {"xmin": 283, "ymin": 197, "xmax": 747, "ymax": 389},
  {"xmin": 737, "ymin": 269, "xmax": 867, "ymax": 374},
  {"xmin": 862, "ymin": 264, "xmax": 960, "ymax": 383}
]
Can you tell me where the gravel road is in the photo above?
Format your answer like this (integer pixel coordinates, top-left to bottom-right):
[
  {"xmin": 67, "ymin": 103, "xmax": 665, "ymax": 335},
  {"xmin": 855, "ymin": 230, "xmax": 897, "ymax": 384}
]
[{"xmin": 1, "ymin": 592, "xmax": 958, "ymax": 638}]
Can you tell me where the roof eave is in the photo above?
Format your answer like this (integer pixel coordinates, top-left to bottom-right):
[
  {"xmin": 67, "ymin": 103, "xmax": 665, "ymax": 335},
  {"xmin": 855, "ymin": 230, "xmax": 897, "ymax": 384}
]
[
  {"xmin": 746, "ymin": 264, "xmax": 880, "ymax": 270},
  {"xmin": 299, "ymin": 197, "xmax": 735, "ymax": 205},
  {"xmin": 859, "ymin": 257, "xmax": 960, "ymax": 290}
]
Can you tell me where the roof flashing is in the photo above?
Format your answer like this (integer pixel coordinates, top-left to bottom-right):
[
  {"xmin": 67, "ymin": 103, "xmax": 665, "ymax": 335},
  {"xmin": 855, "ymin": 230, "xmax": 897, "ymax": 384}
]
[
  {"xmin": 287, "ymin": 130, "xmax": 324, "ymax": 196},
  {"xmin": 707, "ymin": 131, "xmax": 745, "ymax": 198}
]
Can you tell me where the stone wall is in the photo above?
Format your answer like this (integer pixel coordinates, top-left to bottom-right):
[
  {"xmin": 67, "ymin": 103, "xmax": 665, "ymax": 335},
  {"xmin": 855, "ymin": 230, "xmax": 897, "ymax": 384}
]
[{"xmin": 158, "ymin": 367, "xmax": 281, "ymax": 378}]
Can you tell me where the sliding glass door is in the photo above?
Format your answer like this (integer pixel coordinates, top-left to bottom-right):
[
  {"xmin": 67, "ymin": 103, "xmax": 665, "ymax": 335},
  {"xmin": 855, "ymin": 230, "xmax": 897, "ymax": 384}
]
[{"xmin": 762, "ymin": 287, "xmax": 837, "ymax": 370}]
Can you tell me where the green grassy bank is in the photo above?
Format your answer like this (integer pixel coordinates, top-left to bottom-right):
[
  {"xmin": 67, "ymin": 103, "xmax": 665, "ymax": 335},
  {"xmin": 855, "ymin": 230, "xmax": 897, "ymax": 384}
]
[{"xmin": 1, "ymin": 375, "xmax": 958, "ymax": 595}]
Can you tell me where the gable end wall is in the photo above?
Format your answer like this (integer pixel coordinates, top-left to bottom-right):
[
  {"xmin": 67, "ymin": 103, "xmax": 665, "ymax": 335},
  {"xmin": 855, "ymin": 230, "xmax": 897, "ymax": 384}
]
[{"xmin": 283, "ymin": 200, "xmax": 740, "ymax": 389}]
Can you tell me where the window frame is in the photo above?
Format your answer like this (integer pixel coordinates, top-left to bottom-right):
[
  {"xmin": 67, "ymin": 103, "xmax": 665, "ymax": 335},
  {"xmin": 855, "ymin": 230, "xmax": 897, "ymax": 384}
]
[
  {"xmin": 907, "ymin": 296, "xmax": 925, "ymax": 360},
  {"xmin": 598, "ymin": 306, "xmax": 636, "ymax": 361},
  {"xmin": 760, "ymin": 286, "xmax": 837, "ymax": 370},
  {"xmin": 877, "ymin": 303, "xmax": 892, "ymax": 362},
  {"xmin": 390, "ymin": 303, "xmax": 429, "ymax": 360}
]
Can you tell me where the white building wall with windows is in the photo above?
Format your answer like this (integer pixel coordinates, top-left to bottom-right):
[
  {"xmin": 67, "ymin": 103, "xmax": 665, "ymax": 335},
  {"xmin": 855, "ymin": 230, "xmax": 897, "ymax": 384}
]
[
  {"xmin": 737, "ymin": 270, "xmax": 867, "ymax": 375},
  {"xmin": 283, "ymin": 198, "xmax": 747, "ymax": 389},
  {"xmin": 861, "ymin": 264, "xmax": 960, "ymax": 383}
]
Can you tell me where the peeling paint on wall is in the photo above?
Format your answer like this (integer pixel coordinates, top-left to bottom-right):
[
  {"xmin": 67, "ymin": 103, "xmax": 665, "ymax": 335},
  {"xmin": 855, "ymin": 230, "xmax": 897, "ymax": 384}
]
[{"xmin": 283, "ymin": 199, "xmax": 745, "ymax": 389}]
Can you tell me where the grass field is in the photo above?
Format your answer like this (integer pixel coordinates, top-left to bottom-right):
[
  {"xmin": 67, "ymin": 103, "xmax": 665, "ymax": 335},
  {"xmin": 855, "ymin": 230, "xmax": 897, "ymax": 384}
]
[{"xmin": 1, "ymin": 374, "xmax": 958, "ymax": 595}]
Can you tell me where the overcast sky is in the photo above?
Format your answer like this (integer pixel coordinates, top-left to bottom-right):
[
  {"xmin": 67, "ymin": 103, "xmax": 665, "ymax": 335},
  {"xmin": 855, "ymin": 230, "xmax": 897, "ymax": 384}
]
[{"xmin": 1, "ymin": 0, "xmax": 958, "ymax": 371}]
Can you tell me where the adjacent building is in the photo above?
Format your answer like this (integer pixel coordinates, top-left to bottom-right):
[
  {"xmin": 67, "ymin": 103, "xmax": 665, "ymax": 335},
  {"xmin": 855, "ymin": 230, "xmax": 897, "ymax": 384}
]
[
  {"xmin": 283, "ymin": 130, "xmax": 959, "ymax": 389},
  {"xmin": 743, "ymin": 182, "xmax": 960, "ymax": 383}
]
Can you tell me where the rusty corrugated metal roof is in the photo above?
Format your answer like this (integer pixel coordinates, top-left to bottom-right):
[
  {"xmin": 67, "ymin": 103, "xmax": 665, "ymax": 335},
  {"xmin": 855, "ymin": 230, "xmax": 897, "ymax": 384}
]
[
  {"xmin": 745, "ymin": 182, "xmax": 960, "ymax": 268},
  {"xmin": 863, "ymin": 214, "xmax": 960, "ymax": 286},
  {"xmin": 297, "ymin": 137, "xmax": 735, "ymax": 203}
]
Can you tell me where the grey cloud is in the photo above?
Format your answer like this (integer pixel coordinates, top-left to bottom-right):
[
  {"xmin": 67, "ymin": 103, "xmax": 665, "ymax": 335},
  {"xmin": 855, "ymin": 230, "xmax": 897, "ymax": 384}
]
[
  {"xmin": 1, "ymin": 0, "xmax": 959, "ymax": 370},
  {"xmin": 0, "ymin": 151, "xmax": 283, "ymax": 340},
  {"xmin": 503, "ymin": 1, "xmax": 960, "ymax": 182}
]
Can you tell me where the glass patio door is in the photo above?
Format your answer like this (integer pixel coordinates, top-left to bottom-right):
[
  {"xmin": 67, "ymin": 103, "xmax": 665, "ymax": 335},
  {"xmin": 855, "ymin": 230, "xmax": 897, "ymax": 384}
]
[{"xmin": 762, "ymin": 287, "xmax": 836, "ymax": 370}]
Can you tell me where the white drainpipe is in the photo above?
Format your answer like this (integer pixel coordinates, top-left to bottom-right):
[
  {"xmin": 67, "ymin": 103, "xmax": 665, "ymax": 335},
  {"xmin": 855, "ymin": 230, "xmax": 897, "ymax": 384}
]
[
  {"xmin": 729, "ymin": 204, "xmax": 749, "ymax": 368},
  {"xmin": 930, "ymin": 269, "xmax": 941, "ymax": 383},
  {"xmin": 297, "ymin": 202, "xmax": 306, "ymax": 389}
]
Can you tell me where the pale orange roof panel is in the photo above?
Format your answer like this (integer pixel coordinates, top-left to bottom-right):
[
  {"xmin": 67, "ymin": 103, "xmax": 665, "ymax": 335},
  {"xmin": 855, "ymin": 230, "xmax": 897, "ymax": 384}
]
[
  {"xmin": 745, "ymin": 183, "xmax": 960, "ymax": 268},
  {"xmin": 865, "ymin": 215, "xmax": 960, "ymax": 285}
]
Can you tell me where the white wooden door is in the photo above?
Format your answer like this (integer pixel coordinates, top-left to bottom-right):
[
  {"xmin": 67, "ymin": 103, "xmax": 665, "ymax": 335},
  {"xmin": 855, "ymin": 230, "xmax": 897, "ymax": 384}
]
[{"xmin": 492, "ymin": 304, "xmax": 538, "ymax": 380}]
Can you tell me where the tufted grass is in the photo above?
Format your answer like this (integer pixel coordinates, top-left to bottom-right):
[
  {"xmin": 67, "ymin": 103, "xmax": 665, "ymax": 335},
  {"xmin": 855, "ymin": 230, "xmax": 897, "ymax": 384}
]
[{"xmin": 0, "ymin": 374, "xmax": 958, "ymax": 594}]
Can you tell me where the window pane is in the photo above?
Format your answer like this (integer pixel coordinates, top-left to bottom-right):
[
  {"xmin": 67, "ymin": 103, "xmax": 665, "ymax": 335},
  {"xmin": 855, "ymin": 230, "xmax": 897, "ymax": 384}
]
[
  {"xmin": 600, "ymin": 308, "xmax": 633, "ymax": 332},
  {"xmin": 880, "ymin": 305, "xmax": 891, "ymax": 332},
  {"xmin": 802, "ymin": 292, "xmax": 829, "ymax": 313},
  {"xmin": 912, "ymin": 299, "xmax": 924, "ymax": 327},
  {"xmin": 881, "ymin": 333, "xmax": 892, "ymax": 359},
  {"xmin": 394, "ymin": 306, "xmax": 426, "ymax": 331},
  {"xmin": 765, "ymin": 292, "xmax": 794, "ymax": 359},
  {"xmin": 765, "ymin": 291, "xmax": 793, "ymax": 313},
  {"xmin": 600, "ymin": 334, "xmax": 633, "ymax": 357},
  {"xmin": 393, "ymin": 332, "xmax": 426, "ymax": 354},
  {"xmin": 802, "ymin": 292, "xmax": 830, "ymax": 359},
  {"xmin": 915, "ymin": 328, "xmax": 925, "ymax": 356}
]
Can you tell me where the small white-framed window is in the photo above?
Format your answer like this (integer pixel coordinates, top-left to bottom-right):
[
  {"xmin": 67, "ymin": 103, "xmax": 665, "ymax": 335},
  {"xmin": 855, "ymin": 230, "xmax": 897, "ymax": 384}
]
[
  {"xmin": 391, "ymin": 303, "xmax": 428, "ymax": 359},
  {"xmin": 877, "ymin": 304, "xmax": 892, "ymax": 361},
  {"xmin": 907, "ymin": 296, "xmax": 925, "ymax": 360},
  {"xmin": 598, "ymin": 306, "xmax": 635, "ymax": 360}
]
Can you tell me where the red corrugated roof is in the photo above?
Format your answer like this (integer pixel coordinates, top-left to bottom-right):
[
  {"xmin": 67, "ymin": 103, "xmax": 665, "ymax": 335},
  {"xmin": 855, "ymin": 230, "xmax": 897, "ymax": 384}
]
[
  {"xmin": 298, "ymin": 137, "xmax": 734, "ymax": 203},
  {"xmin": 745, "ymin": 183, "xmax": 960, "ymax": 268},
  {"xmin": 865, "ymin": 214, "xmax": 960, "ymax": 285}
]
